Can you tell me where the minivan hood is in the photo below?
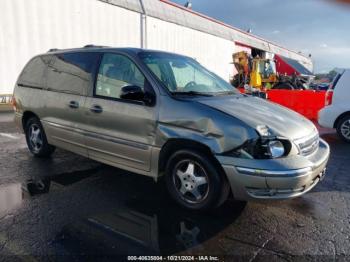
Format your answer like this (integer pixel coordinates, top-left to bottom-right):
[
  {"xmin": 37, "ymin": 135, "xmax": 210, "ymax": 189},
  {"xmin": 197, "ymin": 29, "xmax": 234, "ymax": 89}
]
[{"xmin": 195, "ymin": 95, "xmax": 316, "ymax": 140}]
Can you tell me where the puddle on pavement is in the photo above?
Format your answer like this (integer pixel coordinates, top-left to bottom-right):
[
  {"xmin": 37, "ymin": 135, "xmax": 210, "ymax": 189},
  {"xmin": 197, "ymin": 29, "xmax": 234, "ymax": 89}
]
[
  {"xmin": 0, "ymin": 166, "xmax": 247, "ymax": 256},
  {"xmin": 0, "ymin": 181, "xmax": 50, "ymax": 218},
  {"xmin": 50, "ymin": 167, "xmax": 100, "ymax": 186},
  {"xmin": 54, "ymin": 197, "xmax": 247, "ymax": 256},
  {"xmin": 0, "ymin": 183, "xmax": 22, "ymax": 217},
  {"xmin": 0, "ymin": 168, "xmax": 98, "ymax": 218}
]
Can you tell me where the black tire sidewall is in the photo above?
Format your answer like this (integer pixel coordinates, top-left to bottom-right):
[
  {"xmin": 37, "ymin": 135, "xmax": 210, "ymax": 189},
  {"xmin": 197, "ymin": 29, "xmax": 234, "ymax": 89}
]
[
  {"xmin": 25, "ymin": 117, "xmax": 54, "ymax": 157},
  {"xmin": 337, "ymin": 115, "xmax": 350, "ymax": 143},
  {"xmin": 165, "ymin": 149, "xmax": 223, "ymax": 210}
]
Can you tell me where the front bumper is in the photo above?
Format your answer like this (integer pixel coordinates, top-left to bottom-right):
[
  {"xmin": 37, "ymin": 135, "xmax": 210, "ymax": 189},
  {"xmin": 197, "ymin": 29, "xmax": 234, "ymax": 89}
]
[{"xmin": 217, "ymin": 138, "xmax": 330, "ymax": 200}]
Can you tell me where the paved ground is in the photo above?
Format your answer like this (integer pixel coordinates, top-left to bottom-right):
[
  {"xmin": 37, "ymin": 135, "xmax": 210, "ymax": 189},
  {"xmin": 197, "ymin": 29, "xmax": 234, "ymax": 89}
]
[{"xmin": 0, "ymin": 112, "xmax": 349, "ymax": 261}]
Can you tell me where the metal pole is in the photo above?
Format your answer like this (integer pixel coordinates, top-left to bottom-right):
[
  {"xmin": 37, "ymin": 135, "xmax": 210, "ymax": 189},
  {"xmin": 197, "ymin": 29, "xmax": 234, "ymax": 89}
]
[{"xmin": 139, "ymin": 0, "xmax": 147, "ymax": 49}]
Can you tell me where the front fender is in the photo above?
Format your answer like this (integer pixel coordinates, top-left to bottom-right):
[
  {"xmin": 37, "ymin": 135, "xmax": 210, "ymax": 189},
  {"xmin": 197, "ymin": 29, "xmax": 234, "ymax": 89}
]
[
  {"xmin": 155, "ymin": 95, "xmax": 258, "ymax": 154},
  {"xmin": 155, "ymin": 119, "xmax": 257, "ymax": 154}
]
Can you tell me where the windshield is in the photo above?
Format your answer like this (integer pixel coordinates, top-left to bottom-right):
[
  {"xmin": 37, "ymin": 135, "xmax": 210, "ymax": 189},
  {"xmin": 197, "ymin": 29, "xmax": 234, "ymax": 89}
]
[{"xmin": 139, "ymin": 52, "xmax": 238, "ymax": 95}]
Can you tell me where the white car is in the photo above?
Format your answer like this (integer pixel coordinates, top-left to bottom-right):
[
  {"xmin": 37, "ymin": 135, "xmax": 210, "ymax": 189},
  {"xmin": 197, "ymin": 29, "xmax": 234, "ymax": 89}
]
[{"xmin": 318, "ymin": 69, "xmax": 350, "ymax": 142}]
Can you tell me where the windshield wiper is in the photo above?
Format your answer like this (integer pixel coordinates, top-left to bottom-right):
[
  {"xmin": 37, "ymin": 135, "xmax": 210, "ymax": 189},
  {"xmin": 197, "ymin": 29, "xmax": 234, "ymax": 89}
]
[
  {"xmin": 215, "ymin": 90, "xmax": 239, "ymax": 96},
  {"xmin": 171, "ymin": 91, "xmax": 213, "ymax": 97}
]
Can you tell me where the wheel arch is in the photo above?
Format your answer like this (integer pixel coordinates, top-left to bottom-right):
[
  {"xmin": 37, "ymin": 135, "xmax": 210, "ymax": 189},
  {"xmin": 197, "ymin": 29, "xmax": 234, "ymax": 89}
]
[
  {"xmin": 334, "ymin": 111, "xmax": 350, "ymax": 128},
  {"xmin": 22, "ymin": 111, "xmax": 40, "ymax": 130}
]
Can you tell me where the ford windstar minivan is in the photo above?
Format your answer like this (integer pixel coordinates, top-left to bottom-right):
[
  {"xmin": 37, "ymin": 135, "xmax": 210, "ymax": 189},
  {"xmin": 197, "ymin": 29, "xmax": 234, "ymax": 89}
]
[{"xmin": 13, "ymin": 46, "xmax": 330, "ymax": 210}]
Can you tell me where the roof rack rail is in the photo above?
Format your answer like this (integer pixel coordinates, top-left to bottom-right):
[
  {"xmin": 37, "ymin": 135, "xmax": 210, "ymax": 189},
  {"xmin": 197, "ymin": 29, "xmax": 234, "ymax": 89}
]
[
  {"xmin": 47, "ymin": 48, "xmax": 59, "ymax": 52},
  {"xmin": 83, "ymin": 44, "xmax": 108, "ymax": 48}
]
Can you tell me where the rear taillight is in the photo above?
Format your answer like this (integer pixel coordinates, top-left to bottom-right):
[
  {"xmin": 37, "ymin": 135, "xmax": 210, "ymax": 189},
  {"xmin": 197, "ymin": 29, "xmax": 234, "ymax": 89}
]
[
  {"xmin": 11, "ymin": 96, "xmax": 17, "ymax": 111},
  {"xmin": 325, "ymin": 90, "xmax": 333, "ymax": 106}
]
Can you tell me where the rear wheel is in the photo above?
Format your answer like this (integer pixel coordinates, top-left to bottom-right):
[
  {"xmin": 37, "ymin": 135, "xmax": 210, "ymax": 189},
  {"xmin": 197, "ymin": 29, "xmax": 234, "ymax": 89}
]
[
  {"xmin": 25, "ymin": 117, "xmax": 55, "ymax": 157},
  {"xmin": 337, "ymin": 115, "xmax": 350, "ymax": 143},
  {"xmin": 165, "ymin": 149, "xmax": 228, "ymax": 210}
]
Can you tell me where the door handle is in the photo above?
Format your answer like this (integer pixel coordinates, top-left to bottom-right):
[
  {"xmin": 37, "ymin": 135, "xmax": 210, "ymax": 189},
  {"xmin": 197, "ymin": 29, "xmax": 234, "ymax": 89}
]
[
  {"xmin": 90, "ymin": 105, "xmax": 103, "ymax": 113},
  {"xmin": 68, "ymin": 101, "xmax": 79, "ymax": 109}
]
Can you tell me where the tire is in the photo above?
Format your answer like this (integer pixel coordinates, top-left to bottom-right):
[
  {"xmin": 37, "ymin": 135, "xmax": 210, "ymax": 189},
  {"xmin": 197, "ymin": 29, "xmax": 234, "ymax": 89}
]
[
  {"xmin": 25, "ymin": 117, "xmax": 56, "ymax": 157},
  {"xmin": 336, "ymin": 115, "xmax": 350, "ymax": 143},
  {"xmin": 165, "ymin": 149, "xmax": 228, "ymax": 210}
]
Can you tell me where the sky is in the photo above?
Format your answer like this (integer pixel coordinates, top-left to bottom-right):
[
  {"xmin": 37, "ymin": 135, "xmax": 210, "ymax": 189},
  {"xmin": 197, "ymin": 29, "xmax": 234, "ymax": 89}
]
[{"xmin": 171, "ymin": 0, "xmax": 350, "ymax": 73}]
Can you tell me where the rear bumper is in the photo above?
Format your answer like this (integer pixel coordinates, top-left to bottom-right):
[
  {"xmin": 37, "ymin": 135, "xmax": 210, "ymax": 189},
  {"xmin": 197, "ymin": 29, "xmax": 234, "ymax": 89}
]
[
  {"xmin": 14, "ymin": 112, "xmax": 23, "ymax": 132},
  {"xmin": 217, "ymin": 139, "xmax": 330, "ymax": 200},
  {"xmin": 318, "ymin": 105, "xmax": 341, "ymax": 128}
]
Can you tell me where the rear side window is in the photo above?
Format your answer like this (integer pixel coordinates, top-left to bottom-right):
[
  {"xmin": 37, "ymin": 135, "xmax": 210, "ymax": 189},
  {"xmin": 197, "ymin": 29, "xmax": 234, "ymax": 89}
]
[
  {"xmin": 18, "ymin": 56, "xmax": 50, "ymax": 88},
  {"xmin": 47, "ymin": 52, "xmax": 99, "ymax": 95},
  {"xmin": 331, "ymin": 71, "xmax": 344, "ymax": 90}
]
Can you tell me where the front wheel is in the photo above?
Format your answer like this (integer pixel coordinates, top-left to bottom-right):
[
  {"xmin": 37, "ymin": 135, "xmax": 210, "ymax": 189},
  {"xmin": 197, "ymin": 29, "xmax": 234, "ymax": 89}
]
[
  {"xmin": 165, "ymin": 149, "xmax": 228, "ymax": 210},
  {"xmin": 25, "ymin": 117, "xmax": 56, "ymax": 157},
  {"xmin": 337, "ymin": 115, "xmax": 350, "ymax": 143}
]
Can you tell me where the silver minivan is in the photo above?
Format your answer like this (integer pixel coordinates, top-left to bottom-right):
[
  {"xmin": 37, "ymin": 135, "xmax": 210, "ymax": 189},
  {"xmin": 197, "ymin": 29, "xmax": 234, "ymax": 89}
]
[{"xmin": 13, "ymin": 47, "xmax": 330, "ymax": 210}]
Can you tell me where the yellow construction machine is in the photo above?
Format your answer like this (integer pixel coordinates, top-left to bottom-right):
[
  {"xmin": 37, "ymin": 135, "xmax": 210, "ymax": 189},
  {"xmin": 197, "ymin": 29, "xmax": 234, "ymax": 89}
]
[
  {"xmin": 231, "ymin": 51, "xmax": 277, "ymax": 89},
  {"xmin": 231, "ymin": 51, "xmax": 312, "ymax": 90}
]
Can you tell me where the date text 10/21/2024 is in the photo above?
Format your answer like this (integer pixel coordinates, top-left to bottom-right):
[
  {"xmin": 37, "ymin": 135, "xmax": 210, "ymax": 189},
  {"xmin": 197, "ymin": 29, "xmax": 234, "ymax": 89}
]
[{"xmin": 127, "ymin": 256, "xmax": 220, "ymax": 261}]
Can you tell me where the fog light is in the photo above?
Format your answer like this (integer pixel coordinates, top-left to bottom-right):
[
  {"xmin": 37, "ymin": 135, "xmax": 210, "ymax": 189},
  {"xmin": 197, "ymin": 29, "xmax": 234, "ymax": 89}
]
[{"xmin": 268, "ymin": 140, "xmax": 285, "ymax": 158}]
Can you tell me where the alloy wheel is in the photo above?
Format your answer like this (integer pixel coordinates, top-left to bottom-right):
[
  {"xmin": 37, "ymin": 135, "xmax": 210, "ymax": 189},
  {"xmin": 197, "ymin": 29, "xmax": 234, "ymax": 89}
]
[
  {"xmin": 341, "ymin": 119, "xmax": 350, "ymax": 140},
  {"xmin": 173, "ymin": 160, "xmax": 209, "ymax": 204}
]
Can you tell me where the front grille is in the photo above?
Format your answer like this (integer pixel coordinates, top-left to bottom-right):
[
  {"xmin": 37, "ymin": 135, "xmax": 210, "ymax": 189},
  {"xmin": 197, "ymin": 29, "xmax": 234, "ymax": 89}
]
[{"xmin": 295, "ymin": 132, "xmax": 319, "ymax": 156}]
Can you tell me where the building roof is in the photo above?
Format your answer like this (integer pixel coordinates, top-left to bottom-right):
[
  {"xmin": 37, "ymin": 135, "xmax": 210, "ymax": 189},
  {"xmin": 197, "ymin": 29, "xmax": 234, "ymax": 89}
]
[{"xmin": 97, "ymin": 0, "xmax": 311, "ymax": 65}]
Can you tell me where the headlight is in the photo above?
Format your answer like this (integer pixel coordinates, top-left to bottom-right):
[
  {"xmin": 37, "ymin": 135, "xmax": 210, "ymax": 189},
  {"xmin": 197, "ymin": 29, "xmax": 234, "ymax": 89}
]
[
  {"xmin": 227, "ymin": 138, "xmax": 290, "ymax": 159},
  {"xmin": 267, "ymin": 140, "xmax": 285, "ymax": 158}
]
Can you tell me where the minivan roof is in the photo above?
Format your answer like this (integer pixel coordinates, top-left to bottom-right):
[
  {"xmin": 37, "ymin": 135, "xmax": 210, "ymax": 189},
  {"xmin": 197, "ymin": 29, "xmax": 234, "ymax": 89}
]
[{"xmin": 45, "ymin": 46, "xmax": 189, "ymax": 58}]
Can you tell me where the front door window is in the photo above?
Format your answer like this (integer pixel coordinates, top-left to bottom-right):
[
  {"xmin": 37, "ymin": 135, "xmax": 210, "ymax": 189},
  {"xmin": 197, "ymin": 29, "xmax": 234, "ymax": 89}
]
[{"xmin": 96, "ymin": 54, "xmax": 145, "ymax": 99}]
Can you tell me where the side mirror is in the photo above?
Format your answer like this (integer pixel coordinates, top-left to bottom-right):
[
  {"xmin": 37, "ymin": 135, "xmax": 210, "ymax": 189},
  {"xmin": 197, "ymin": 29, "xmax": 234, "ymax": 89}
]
[{"xmin": 120, "ymin": 85, "xmax": 144, "ymax": 102}]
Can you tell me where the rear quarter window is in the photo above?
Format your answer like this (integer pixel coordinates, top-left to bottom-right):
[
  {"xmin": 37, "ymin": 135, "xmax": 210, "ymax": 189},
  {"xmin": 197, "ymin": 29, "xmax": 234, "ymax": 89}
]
[
  {"xmin": 47, "ymin": 52, "xmax": 100, "ymax": 95},
  {"xmin": 18, "ymin": 56, "xmax": 50, "ymax": 88},
  {"xmin": 331, "ymin": 71, "xmax": 344, "ymax": 90}
]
